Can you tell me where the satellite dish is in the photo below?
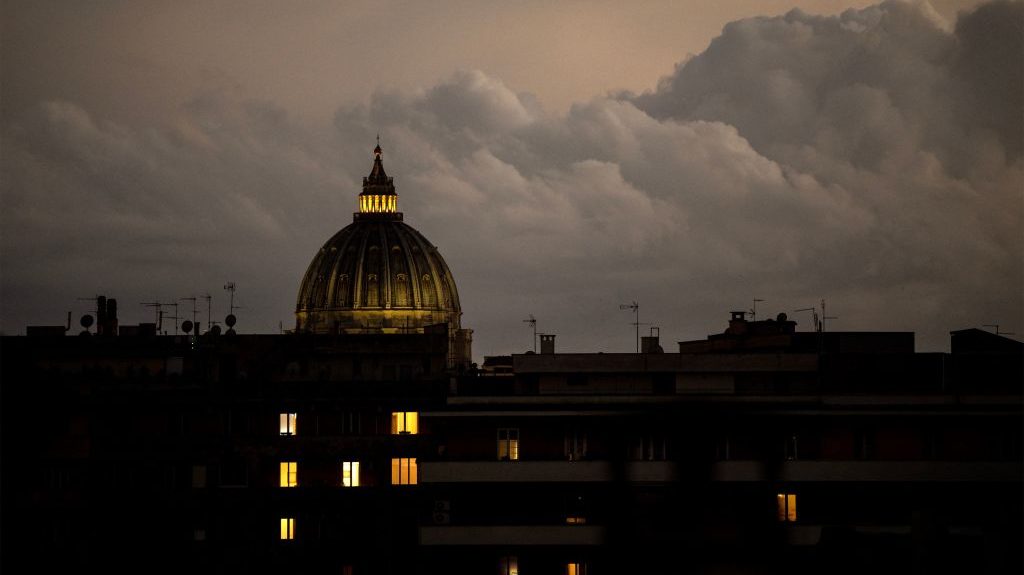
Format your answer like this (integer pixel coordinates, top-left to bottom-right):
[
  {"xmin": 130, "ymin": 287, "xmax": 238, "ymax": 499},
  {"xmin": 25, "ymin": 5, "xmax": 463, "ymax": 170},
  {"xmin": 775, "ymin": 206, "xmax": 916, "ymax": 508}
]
[
  {"xmin": 225, "ymin": 314, "xmax": 237, "ymax": 327},
  {"xmin": 225, "ymin": 328, "xmax": 236, "ymax": 336},
  {"xmin": 777, "ymin": 313, "xmax": 788, "ymax": 322},
  {"xmin": 209, "ymin": 325, "xmax": 222, "ymax": 336},
  {"xmin": 80, "ymin": 314, "xmax": 94, "ymax": 328},
  {"xmin": 181, "ymin": 320, "xmax": 194, "ymax": 334}
]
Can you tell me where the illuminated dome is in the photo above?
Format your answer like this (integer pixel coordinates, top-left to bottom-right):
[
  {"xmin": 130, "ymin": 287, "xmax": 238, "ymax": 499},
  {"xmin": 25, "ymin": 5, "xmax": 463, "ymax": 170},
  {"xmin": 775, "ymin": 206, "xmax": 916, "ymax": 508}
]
[{"xmin": 296, "ymin": 143, "xmax": 471, "ymax": 365}]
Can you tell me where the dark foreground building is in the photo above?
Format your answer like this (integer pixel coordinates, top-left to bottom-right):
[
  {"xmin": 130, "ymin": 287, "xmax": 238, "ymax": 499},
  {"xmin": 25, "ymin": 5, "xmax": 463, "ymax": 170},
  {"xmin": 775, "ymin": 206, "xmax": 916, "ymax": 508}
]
[
  {"xmin": 2, "ymin": 317, "xmax": 1021, "ymax": 574},
  {"xmin": 2, "ymin": 148, "xmax": 1021, "ymax": 573}
]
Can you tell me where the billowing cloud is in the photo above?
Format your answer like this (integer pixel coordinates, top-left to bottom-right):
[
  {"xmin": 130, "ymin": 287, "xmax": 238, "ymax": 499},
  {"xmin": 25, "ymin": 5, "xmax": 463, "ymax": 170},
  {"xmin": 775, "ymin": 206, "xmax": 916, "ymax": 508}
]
[{"xmin": 2, "ymin": 1, "xmax": 1020, "ymax": 357}]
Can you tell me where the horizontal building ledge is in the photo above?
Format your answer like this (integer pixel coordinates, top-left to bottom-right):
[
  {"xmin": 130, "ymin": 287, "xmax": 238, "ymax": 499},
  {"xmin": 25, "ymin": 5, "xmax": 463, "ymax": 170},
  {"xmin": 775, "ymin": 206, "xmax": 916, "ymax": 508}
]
[
  {"xmin": 422, "ymin": 461, "xmax": 612, "ymax": 483},
  {"xmin": 420, "ymin": 525, "xmax": 605, "ymax": 546},
  {"xmin": 420, "ymin": 461, "xmax": 1022, "ymax": 483}
]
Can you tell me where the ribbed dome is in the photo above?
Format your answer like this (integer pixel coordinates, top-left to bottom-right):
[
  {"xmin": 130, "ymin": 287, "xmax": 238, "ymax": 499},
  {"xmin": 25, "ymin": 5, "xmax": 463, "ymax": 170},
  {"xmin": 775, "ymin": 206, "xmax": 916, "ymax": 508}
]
[
  {"xmin": 295, "ymin": 219, "xmax": 461, "ymax": 330},
  {"xmin": 295, "ymin": 143, "xmax": 470, "ymax": 367}
]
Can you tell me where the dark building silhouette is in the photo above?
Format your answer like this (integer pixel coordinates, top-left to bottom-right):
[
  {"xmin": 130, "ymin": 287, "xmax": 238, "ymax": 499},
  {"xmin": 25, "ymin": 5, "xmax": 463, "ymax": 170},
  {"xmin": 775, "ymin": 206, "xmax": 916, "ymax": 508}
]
[{"xmin": 2, "ymin": 148, "xmax": 1021, "ymax": 574}]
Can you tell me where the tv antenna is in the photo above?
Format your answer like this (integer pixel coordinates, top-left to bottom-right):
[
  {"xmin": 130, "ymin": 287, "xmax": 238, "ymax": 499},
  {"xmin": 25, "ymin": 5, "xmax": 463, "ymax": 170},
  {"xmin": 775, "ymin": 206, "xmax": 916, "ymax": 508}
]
[
  {"xmin": 224, "ymin": 282, "xmax": 238, "ymax": 316},
  {"xmin": 619, "ymin": 301, "xmax": 649, "ymax": 353},
  {"xmin": 523, "ymin": 315, "xmax": 537, "ymax": 353},
  {"xmin": 180, "ymin": 296, "xmax": 199, "ymax": 333},
  {"xmin": 820, "ymin": 299, "xmax": 838, "ymax": 332},
  {"xmin": 141, "ymin": 302, "xmax": 165, "ymax": 331},
  {"xmin": 749, "ymin": 298, "xmax": 765, "ymax": 321},
  {"xmin": 794, "ymin": 306, "xmax": 821, "ymax": 332},
  {"xmin": 983, "ymin": 324, "xmax": 1015, "ymax": 336},
  {"xmin": 162, "ymin": 301, "xmax": 180, "ymax": 335},
  {"xmin": 202, "ymin": 294, "xmax": 213, "ymax": 332}
]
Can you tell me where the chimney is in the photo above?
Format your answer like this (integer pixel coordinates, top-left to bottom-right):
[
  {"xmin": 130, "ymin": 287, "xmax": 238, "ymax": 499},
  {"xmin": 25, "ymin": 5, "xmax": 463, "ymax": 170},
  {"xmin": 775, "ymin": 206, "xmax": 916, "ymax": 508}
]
[
  {"xmin": 726, "ymin": 311, "xmax": 748, "ymax": 335},
  {"xmin": 641, "ymin": 335, "xmax": 663, "ymax": 354},
  {"xmin": 540, "ymin": 334, "xmax": 556, "ymax": 354},
  {"xmin": 106, "ymin": 298, "xmax": 118, "ymax": 336}
]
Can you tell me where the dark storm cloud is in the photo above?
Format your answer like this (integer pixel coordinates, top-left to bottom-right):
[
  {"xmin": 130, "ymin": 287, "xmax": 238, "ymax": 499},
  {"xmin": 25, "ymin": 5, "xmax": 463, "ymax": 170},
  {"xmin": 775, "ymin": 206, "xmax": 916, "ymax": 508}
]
[{"xmin": 2, "ymin": 1, "xmax": 1020, "ymax": 358}]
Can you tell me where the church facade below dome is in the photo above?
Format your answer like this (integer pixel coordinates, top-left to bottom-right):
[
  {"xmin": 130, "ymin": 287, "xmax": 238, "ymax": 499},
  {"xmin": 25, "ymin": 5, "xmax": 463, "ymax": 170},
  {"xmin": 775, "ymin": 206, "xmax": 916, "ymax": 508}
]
[{"xmin": 295, "ymin": 143, "xmax": 471, "ymax": 367}]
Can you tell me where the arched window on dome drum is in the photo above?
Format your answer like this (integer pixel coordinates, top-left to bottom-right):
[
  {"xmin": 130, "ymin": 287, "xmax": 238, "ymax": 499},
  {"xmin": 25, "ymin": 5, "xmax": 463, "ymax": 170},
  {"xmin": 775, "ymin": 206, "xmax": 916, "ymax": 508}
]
[
  {"xmin": 364, "ymin": 245, "xmax": 380, "ymax": 305},
  {"xmin": 307, "ymin": 273, "xmax": 327, "ymax": 309},
  {"xmin": 394, "ymin": 273, "xmax": 410, "ymax": 307},
  {"xmin": 421, "ymin": 274, "xmax": 436, "ymax": 308},
  {"xmin": 334, "ymin": 274, "xmax": 350, "ymax": 308},
  {"xmin": 365, "ymin": 274, "xmax": 379, "ymax": 307}
]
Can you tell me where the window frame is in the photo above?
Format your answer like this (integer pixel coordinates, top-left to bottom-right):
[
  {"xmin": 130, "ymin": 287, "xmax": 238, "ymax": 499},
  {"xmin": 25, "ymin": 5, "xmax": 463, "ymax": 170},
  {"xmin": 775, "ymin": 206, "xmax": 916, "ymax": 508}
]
[
  {"xmin": 391, "ymin": 411, "xmax": 419, "ymax": 435},
  {"xmin": 391, "ymin": 457, "xmax": 418, "ymax": 485},
  {"xmin": 280, "ymin": 461, "xmax": 298, "ymax": 488},
  {"xmin": 497, "ymin": 428, "xmax": 520, "ymax": 461},
  {"xmin": 280, "ymin": 517, "xmax": 295, "ymax": 540},
  {"xmin": 777, "ymin": 492, "xmax": 798, "ymax": 522},
  {"xmin": 279, "ymin": 413, "xmax": 297, "ymax": 436},
  {"xmin": 341, "ymin": 461, "xmax": 360, "ymax": 487}
]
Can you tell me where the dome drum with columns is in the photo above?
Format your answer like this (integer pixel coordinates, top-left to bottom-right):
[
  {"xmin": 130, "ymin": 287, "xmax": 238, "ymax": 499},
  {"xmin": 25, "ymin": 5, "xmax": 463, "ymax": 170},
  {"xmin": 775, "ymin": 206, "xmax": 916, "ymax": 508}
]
[{"xmin": 296, "ymin": 144, "xmax": 472, "ymax": 368}]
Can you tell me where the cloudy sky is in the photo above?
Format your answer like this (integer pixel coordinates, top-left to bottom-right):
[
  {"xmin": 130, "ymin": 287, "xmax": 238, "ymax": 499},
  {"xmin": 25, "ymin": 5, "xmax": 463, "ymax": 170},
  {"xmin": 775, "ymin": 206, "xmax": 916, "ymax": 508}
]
[{"xmin": 2, "ymin": 0, "xmax": 1021, "ymax": 358}]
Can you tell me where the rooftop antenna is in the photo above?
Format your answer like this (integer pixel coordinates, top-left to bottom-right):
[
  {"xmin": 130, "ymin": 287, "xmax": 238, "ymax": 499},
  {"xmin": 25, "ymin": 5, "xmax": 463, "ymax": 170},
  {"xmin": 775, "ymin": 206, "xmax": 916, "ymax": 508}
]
[
  {"xmin": 523, "ymin": 314, "xmax": 537, "ymax": 353},
  {"xmin": 794, "ymin": 306, "xmax": 821, "ymax": 332},
  {"xmin": 224, "ymin": 282, "xmax": 238, "ymax": 316},
  {"xmin": 141, "ymin": 302, "xmax": 162, "ymax": 329},
  {"xmin": 983, "ymin": 324, "xmax": 1015, "ymax": 336},
  {"xmin": 202, "ymin": 293, "xmax": 213, "ymax": 333},
  {"xmin": 162, "ymin": 301, "xmax": 180, "ymax": 335},
  {"xmin": 821, "ymin": 299, "xmax": 838, "ymax": 332},
  {"xmin": 619, "ymin": 301, "xmax": 646, "ymax": 353},
  {"xmin": 180, "ymin": 296, "xmax": 199, "ymax": 333},
  {"xmin": 749, "ymin": 298, "xmax": 765, "ymax": 321}
]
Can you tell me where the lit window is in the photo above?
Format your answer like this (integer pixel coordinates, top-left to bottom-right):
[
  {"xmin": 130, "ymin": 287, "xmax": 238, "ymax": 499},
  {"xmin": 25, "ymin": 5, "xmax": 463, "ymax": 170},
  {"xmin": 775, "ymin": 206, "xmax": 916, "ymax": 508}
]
[
  {"xmin": 342, "ymin": 461, "xmax": 360, "ymax": 487},
  {"xmin": 391, "ymin": 458, "xmax": 417, "ymax": 485},
  {"xmin": 567, "ymin": 562, "xmax": 587, "ymax": 575},
  {"xmin": 499, "ymin": 556, "xmax": 519, "ymax": 575},
  {"xmin": 280, "ymin": 517, "xmax": 295, "ymax": 540},
  {"xmin": 566, "ymin": 516, "xmax": 587, "ymax": 525},
  {"xmin": 280, "ymin": 413, "xmax": 297, "ymax": 436},
  {"xmin": 498, "ymin": 428, "xmax": 519, "ymax": 461},
  {"xmin": 391, "ymin": 412, "xmax": 418, "ymax": 434},
  {"xmin": 280, "ymin": 462, "xmax": 297, "ymax": 487},
  {"xmin": 777, "ymin": 493, "xmax": 797, "ymax": 522}
]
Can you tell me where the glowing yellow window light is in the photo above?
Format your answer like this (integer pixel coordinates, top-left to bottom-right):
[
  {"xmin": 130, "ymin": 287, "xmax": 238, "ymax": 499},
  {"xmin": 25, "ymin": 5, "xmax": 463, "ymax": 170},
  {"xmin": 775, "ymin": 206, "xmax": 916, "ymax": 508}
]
[
  {"xmin": 280, "ymin": 517, "xmax": 294, "ymax": 540},
  {"xmin": 280, "ymin": 462, "xmax": 297, "ymax": 487},
  {"xmin": 279, "ymin": 413, "xmax": 296, "ymax": 436},
  {"xmin": 499, "ymin": 556, "xmax": 519, "ymax": 575},
  {"xmin": 359, "ymin": 194, "xmax": 398, "ymax": 214},
  {"xmin": 567, "ymin": 562, "xmax": 586, "ymax": 575},
  {"xmin": 391, "ymin": 411, "xmax": 418, "ymax": 434},
  {"xmin": 777, "ymin": 493, "xmax": 797, "ymax": 522},
  {"xmin": 566, "ymin": 516, "xmax": 587, "ymax": 525},
  {"xmin": 342, "ymin": 461, "xmax": 360, "ymax": 487},
  {"xmin": 391, "ymin": 457, "xmax": 418, "ymax": 485},
  {"xmin": 498, "ymin": 428, "xmax": 519, "ymax": 460}
]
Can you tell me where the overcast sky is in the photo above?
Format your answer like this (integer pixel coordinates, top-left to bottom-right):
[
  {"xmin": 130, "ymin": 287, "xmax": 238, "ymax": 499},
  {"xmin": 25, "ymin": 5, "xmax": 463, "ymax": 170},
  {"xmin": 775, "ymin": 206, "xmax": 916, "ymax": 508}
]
[{"xmin": 2, "ymin": 0, "xmax": 1021, "ymax": 359}]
